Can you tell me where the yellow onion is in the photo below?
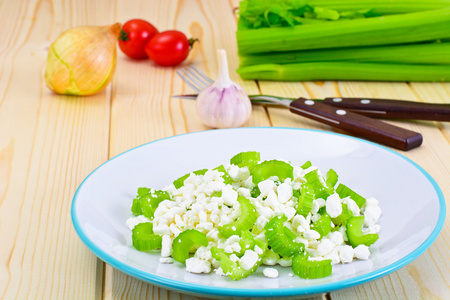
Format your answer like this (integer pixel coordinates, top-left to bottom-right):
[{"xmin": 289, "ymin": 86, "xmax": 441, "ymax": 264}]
[{"xmin": 45, "ymin": 23, "xmax": 121, "ymax": 96}]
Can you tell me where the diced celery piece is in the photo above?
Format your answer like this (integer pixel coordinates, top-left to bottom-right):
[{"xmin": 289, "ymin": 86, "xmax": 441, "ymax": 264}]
[
  {"xmin": 172, "ymin": 229, "xmax": 208, "ymax": 264},
  {"xmin": 326, "ymin": 169, "xmax": 338, "ymax": 190},
  {"xmin": 214, "ymin": 165, "xmax": 233, "ymax": 185},
  {"xmin": 336, "ymin": 183, "xmax": 366, "ymax": 208},
  {"xmin": 264, "ymin": 215, "xmax": 304, "ymax": 257},
  {"xmin": 251, "ymin": 186, "xmax": 261, "ymax": 198},
  {"xmin": 131, "ymin": 189, "xmax": 170, "ymax": 219},
  {"xmin": 213, "ymin": 234, "xmax": 267, "ymax": 281},
  {"xmin": 173, "ymin": 169, "xmax": 208, "ymax": 189},
  {"xmin": 219, "ymin": 196, "xmax": 257, "ymax": 238},
  {"xmin": 304, "ymin": 169, "xmax": 333, "ymax": 199},
  {"xmin": 292, "ymin": 252, "xmax": 332, "ymax": 279},
  {"xmin": 236, "ymin": 230, "xmax": 256, "ymax": 257},
  {"xmin": 331, "ymin": 203, "xmax": 353, "ymax": 226},
  {"xmin": 216, "ymin": 252, "xmax": 258, "ymax": 280},
  {"xmin": 230, "ymin": 151, "xmax": 261, "ymax": 167},
  {"xmin": 211, "ymin": 191, "xmax": 223, "ymax": 198},
  {"xmin": 311, "ymin": 214, "xmax": 332, "ymax": 237},
  {"xmin": 132, "ymin": 223, "xmax": 162, "ymax": 251},
  {"xmin": 296, "ymin": 183, "xmax": 314, "ymax": 216},
  {"xmin": 251, "ymin": 160, "xmax": 294, "ymax": 184},
  {"xmin": 346, "ymin": 216, "xmax": 379, "ymax": 247},
  {"xmin": 301, "ymin": 161, "xmax": 312, "ymax": 169}
]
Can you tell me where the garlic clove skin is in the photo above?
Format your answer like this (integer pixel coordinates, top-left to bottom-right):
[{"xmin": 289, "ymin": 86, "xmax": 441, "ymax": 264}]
[
  {"xmin": 45, "ymin": 23, "xmax": 121, "ymax": 96},
  {"xmin": 196, "ymin": 49, "xmax": 252, "ymax": 129},
  {"xmin": 196, "ymin": 84, "xmax": 252, "ymax": 128}
]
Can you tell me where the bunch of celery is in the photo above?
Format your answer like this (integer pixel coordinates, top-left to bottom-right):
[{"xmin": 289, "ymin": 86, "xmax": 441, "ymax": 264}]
[{"xmin": 236, "ymin": 0, "xmax": 450, "ymax": 82}]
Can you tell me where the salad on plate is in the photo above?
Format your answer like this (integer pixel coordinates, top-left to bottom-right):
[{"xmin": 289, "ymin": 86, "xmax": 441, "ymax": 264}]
[{"xmin": 126, "ymin": 151, "xmax": 381, "ymax": 280}]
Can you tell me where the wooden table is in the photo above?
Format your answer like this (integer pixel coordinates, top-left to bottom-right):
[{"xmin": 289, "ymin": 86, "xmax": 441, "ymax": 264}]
[{"xmin": 1, "ymin": 0, "xmax": 449, "ymax": 299}]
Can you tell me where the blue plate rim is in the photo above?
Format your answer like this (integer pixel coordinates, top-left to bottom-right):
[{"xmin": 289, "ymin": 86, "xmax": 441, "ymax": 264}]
[{"xmin": 71, "ymin": 127, "xmax": 446, "ymax": 298}]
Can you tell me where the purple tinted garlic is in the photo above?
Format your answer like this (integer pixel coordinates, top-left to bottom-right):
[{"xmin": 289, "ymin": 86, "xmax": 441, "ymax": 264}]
[{"xmin": 196, "ymin": 49, "xmax": 252, "ymax": 128}]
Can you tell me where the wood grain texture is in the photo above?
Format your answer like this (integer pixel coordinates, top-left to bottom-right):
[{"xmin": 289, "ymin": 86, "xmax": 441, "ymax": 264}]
[
  {"xmin": 106, "ymin": 0, "xmax": 265, "ymax": 299},
  {"xmin": 0, "ymin": 0, "xmax": 114, "ymax": 299}
]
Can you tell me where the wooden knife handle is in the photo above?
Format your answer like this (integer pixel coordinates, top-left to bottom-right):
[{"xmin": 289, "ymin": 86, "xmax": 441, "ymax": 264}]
[
  {"xmin": 321, "ymin": 97, "xmax": 450, "ymax": 121},
  {"xmin": 289, "ymin": 98, "xmax": 423, "ymax": 151}
]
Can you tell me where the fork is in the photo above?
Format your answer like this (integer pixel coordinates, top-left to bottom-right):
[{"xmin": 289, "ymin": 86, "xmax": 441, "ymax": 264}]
[{"xmin": 175, "ymin": 65, "xmax": 423, "ymax": 151}]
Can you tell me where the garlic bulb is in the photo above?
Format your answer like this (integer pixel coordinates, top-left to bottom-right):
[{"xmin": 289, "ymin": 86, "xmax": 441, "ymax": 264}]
[
  {"xmin": 45, "ymin": 23, "xmax": 121, "ymax": 96},
  {"xmin": 196, "ymin": 49, "xmax": 252, "ymax": 128}
]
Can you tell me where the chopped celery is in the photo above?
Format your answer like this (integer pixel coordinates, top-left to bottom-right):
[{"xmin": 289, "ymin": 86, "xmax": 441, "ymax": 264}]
[
  {"xmin": 311, "ymin": 214, "xmax": 332, "ymax": 237},
  {"xmin": 236, "ymin": 231, "xmax": 257, "ymax": 257},
  {"xmin": 264, "ymin": 215, "xmax": 305, "ymax": 257},
  {"xmin": 137, "ymin": 187, "xmax": 151, "ymax": 196},
  {"xmin": 296, "ymin": 183, "xmax": 314, "ymax": 216},
  {"xmin": 331, "ymin": 203, "xmax": 354, "ymax": 226},
  {"xmin": 172, "ymin": 229, "xmax": 208, "ymax": 264},
  {"xmin": 211, "ymin": 246, "xmax": 226, "ymax": 260},
  {"xmin": 346, "ymin": 216, "xmax": 379, "ymax": 247},
  {"xmin": 173, "ymin": 169, "xmax": 208, "ymax": 189},
  {"xmin": 251, "ymin": 186, "xmax": 261, "ymax": 198},
  {"xmin": 128, "ymin": 152, "xmax": 382, "ymax": 281},
  {"xmin": 230, "ymin": 151, "xmax": 261, "ymax": 167},
  {"xmin": 292, "ymin": 252, "xmax": 332, "ymax": 279},
  {"xmin": 215, "ymin": 252, "xmax": 258, "ymax": 280},
  {"xmin": 212, "ymin": 236, "xmax": 267, "ymax": 280},
  {"xmin": 304, "ymin": 169, "xmax": 333, "ymax": 200},
  {"xmin": 213, "ymin": 165, "xmax": 233, "ymax": 185},
  {"xmin": 326, "ymin": 169, "xmax": 338, "ymax": 190},
  {"xmin": 131, "ymin": 189, "xmax": 170, "ymax": 219},
  {"xmin": 301, "ymin": 161, "xmax": 312, "ymax": 169},
  {"xmin": 211, "ymin": 191, "xmax": 223, "ymax": 198},
  {"xmin": 237, "ymin": 62, "xmax": 450, "ymax": 82},
  {"xmin": 219, "ymin": 196, "xmax": 257, "ymax": 238},
  {"xmin": 251, "ymin": 160, "xmax": 294, "ymax": 184},
  {"xmin": 336, "ymin": 184, "xmax": 366, "ymax": 208},
  {"xmin": 132, "ymin": 223, "xmax": 162, "ymax": 251}
]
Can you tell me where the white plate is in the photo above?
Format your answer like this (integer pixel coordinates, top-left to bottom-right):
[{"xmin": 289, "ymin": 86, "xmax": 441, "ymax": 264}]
[{"xmin": 71, "ymin": 127, "xmax": 445, "ymax": 299}]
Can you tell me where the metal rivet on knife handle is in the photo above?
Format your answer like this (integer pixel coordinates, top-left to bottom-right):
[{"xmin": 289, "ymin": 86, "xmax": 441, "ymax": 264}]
[
  {"xmin": 290, "ymin": 98, "xmax": 423, "ymax": 151},
  {"xmin": 323, "ymin": 97, "xmax": 450, "ymax": 121}
]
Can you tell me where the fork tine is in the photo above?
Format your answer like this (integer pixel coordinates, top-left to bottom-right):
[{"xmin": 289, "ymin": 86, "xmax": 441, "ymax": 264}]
[
  {"xmin": 185, "ymin": 66, "xmax": 211, "ymax": 89},
  {"xmin": 180, "ymin": 68, "xmax": 209, "ymax": 91},
  {"xmin": 176, "ymin": 70, "xmax": 201, "ymax": 93},
  {"xmin": 189, "ymin": 64, "xmax": 214, "ymax": 85}
]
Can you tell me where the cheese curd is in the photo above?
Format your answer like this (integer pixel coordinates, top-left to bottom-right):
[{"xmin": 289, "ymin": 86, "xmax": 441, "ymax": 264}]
[{"xmin": 128, "ymin": 157, "xmax": 382, "ymax": 280}]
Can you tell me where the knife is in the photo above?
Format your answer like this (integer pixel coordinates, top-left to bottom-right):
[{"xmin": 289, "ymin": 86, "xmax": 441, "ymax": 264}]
[
  {"xmin": 173, "ymin": 94, "xmax": 423, "ymax": 151},
  {"xmin": 172, "ymin": 94, "xmax": 450, "ymax": 121}
]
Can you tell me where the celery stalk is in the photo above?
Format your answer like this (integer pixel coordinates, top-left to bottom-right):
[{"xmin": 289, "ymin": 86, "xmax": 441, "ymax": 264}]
[
  {"xmin": 237, "ymin": 8, "xmax": 450, "ymax": 55},
  {"xmin": 237, "ymin": 62, "xmax": 450, "ymax": 82},
  {"xmin": 239, "ymin": 42, "xmax": 450, "ymax": 66},
  {"xmin": 305, "ymin": 0, "xmax": 450, "ymax": 14}
]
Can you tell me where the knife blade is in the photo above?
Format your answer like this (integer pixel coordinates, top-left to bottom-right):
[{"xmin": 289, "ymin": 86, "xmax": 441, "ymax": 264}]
[{"xmin": 172, "ymin": 94, "xmax": 450, "ymax": 121}]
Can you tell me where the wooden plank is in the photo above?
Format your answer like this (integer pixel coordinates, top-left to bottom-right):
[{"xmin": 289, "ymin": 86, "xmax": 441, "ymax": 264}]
[
  {"xmin": 106, "ymin": 0, "xmax": 267, "ymax": 299},
  {"xmin": 257, "ymin": 80, "xmax": 450, "ymax": 299},
  {"xmin": 0, "ymin": 0, "xmax": 115, "ymax": 299}
]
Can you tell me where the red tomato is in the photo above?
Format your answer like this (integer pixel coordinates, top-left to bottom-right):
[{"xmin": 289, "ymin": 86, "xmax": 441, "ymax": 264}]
[
  {"xmin": 119, "ymin": 19, "xmax": 158, "ymax": 60},
  {"xmin": 145, "ymin": 30, "xmax": 195, "ymax": 66}
]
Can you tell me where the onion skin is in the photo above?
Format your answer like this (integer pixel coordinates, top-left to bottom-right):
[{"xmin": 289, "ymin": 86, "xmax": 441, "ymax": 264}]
[{"xmin": 45, "ymin": 23, "xmax": 121, "ymax": 96}]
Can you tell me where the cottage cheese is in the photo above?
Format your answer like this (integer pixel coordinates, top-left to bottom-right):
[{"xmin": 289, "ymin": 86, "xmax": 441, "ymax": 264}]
[
  {"xmin": 128, "ymin": 156, "xmax": 382, "ymax": 281},
  {"xmin": 263, "ymin": 267, "xmax": 279, "ymax": 278}
]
